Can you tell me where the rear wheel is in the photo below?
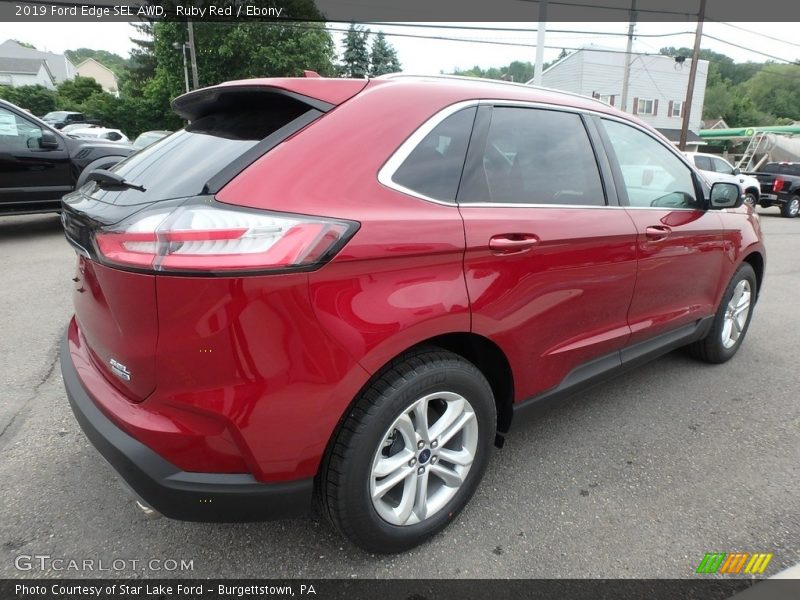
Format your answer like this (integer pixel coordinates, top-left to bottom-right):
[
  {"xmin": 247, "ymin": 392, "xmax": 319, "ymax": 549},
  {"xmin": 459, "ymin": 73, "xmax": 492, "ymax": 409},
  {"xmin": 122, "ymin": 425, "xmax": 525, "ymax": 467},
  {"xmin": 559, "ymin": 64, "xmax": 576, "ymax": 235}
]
[
  {"xmin": 319, "ymin": 347, "xmax": 496, "ymax": 553},
  {"xmin": 781, "ymin": 195, "xmax": 799, "ymax": 218},
  {"xmin": 686, "ymin": 263, "xmax": 756, "ymax": 364}
]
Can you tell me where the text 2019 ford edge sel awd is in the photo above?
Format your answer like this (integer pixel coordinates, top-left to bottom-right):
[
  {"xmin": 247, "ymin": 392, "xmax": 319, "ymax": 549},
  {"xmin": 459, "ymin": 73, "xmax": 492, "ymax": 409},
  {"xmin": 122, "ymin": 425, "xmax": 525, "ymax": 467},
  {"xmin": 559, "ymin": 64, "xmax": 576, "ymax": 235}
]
[{"xmin": 60, "ymin": 75, "xmax": 765, "ymax": 553}]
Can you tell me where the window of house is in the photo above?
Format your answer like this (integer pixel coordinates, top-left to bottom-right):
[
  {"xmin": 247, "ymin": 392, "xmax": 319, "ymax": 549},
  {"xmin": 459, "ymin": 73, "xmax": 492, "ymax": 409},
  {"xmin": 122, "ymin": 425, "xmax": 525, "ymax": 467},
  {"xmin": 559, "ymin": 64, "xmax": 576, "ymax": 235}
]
[
  {"xmin": 670, "ymin": 101, "xmax": 684, "ymax": 117},
  {"xmin": 457, "ymin": 107, "xmax": 605, "ymax": 206},
  {"xmin": 637, "ymin": 99, "xmax": 655, "ymax": 115}
]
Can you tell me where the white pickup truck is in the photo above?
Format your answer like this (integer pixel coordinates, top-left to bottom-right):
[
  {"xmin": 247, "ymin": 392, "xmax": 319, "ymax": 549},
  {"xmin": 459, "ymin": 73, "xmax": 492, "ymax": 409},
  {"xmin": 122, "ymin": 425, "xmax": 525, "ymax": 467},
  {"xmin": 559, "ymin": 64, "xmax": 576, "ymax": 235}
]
[{"xmin": 684, "ymin": 152, "xmax": 761, "ymax": 207}]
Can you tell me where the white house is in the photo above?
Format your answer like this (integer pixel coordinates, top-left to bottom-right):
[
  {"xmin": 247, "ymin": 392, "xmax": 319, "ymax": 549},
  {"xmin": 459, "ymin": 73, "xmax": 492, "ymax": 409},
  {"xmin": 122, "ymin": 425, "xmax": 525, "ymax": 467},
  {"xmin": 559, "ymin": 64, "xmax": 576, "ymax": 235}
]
[
  {"xmin": 0, "ymin": 57, "xmax": 55, "ymax": 89},
  {"xmin": 533, "ymin": 48, "xmax": 709, "ymax": 148},
  {"xmin": 76, "ymin": 58, "xmax": 119, "ymax": 96},
  {"xmin": 0, "ymin": 40, "xmax": 76, "ymax": 84}
]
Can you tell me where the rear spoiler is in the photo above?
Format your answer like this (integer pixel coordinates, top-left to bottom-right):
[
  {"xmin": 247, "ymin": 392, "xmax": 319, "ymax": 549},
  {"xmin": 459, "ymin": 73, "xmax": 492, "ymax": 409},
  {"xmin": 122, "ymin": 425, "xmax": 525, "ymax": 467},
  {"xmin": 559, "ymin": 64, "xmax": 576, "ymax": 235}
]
[{"xmin": 172, "ymin": 78, "xmax": 369, "ymax": 120}]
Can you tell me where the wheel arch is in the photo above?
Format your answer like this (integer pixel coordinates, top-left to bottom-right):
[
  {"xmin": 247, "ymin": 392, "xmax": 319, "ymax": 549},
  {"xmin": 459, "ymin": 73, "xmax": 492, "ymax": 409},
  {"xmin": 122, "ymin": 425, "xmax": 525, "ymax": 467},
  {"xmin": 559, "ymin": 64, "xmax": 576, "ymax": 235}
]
[
  {"xmin": 742, "ymin": 251, "xmax": 765, "ymax": 296},
  {"xmin": 317, "ymin": 332, "xmax": 515, "ymax": 481}
]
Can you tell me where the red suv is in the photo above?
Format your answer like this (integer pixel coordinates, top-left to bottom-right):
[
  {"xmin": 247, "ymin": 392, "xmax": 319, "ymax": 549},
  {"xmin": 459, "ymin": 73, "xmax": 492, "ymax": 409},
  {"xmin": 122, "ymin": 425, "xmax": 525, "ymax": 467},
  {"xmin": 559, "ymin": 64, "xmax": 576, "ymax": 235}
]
[{"xmin": 61, "ymin": 75, "xmax": 765, "ymax": 553}]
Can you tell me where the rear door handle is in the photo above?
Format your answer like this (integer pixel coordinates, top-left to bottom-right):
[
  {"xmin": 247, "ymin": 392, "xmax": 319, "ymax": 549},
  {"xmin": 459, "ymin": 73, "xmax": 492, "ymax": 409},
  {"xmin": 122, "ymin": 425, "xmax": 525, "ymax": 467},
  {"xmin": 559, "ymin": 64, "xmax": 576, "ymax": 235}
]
[
  {"xmin": 488, "ymin": 234, "xmax": 539, "ymax": 255},
  {"xmin": 645, "ymin": 225, "xmax": 672, "ymax": 241}
]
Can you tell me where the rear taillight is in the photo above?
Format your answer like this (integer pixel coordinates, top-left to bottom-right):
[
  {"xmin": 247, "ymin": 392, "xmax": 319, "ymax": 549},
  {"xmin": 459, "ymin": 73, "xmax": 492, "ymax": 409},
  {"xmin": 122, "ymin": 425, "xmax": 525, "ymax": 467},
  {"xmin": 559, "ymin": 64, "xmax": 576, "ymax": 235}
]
[
  {"xmin": 94, "ymin": 199, "xmax": 358, "ymax": 274},
  {"xmin": 773, "ymin": 178, "xmax": 785, "ymax": 193}
]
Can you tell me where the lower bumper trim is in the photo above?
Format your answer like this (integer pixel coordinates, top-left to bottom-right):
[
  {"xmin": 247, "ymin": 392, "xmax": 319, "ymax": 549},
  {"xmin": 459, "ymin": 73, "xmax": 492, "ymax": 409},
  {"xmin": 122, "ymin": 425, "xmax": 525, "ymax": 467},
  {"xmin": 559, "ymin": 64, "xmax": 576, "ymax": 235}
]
[{"xmin": 61, "ymin": 332, "xmax": 313, "ymax": 522}]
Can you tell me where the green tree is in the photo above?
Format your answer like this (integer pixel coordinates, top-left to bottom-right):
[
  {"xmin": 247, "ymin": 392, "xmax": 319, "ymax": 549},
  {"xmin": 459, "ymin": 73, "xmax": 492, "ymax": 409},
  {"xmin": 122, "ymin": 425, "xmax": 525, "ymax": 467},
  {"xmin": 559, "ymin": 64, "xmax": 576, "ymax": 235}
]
[
  {"xmin": 0, "ymin": 85, "xmax": 57, "ymax": 115},
  {"xmin": 746, "ymin": 64, "xmax": 800, "ymax": 121},
  {"xmin": 341, "ymin": 24, "xmax": 370, "ymax": 78},
  {"xmin": 57, "ymin": 76, "xmax": 103, "ymax": 107},
  {"xmin": 369, "ymin": 31, "xmax": 401, "ymax": 77}
]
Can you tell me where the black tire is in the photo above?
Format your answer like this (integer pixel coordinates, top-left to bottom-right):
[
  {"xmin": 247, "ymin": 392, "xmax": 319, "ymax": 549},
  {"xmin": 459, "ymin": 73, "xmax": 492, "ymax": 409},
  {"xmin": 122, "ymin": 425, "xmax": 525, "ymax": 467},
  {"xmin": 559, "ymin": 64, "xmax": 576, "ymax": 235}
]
[
  {"xmin": 319, "ymin": 346, "xmax": 496, "ymax": 553},
  {"xmin": 75, "ymin": 155, "xmax": 127, "ymax": 189},
  {"xmin": 743, "ymin": 191, "xmax": 757, "ymax": 208},
  {"xmin": 780, "ymin": 195, "xmax": 800, "ymax": 218},
  {"xmin": 686, "ymin": 263, "xmax": 757, "ymax": 364}
]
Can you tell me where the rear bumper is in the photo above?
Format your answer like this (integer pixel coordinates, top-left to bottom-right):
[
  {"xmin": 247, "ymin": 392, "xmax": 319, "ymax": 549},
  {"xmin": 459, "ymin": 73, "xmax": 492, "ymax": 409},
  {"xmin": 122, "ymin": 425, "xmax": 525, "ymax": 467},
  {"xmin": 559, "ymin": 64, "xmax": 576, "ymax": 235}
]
[{"xmin": 60, "ymin": 332, "xmax": 313, "ymax": 522}]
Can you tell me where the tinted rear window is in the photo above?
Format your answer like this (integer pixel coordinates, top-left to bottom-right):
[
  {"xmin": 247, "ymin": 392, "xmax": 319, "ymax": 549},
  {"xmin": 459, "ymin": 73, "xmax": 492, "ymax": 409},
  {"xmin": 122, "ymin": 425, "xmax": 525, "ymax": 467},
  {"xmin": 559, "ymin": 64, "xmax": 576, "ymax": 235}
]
[{"xmin": 84, "ymin": 94, "xmax": 311, "ymax": 206}]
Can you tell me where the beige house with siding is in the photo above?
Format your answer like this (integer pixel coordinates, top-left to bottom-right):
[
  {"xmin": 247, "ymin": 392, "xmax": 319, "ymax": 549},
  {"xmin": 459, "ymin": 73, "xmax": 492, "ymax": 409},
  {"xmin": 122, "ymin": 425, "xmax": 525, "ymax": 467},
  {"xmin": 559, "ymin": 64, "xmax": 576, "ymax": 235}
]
[{"xmin": 75, "ymin": 58, "xmax": 119, "ymax": 96}]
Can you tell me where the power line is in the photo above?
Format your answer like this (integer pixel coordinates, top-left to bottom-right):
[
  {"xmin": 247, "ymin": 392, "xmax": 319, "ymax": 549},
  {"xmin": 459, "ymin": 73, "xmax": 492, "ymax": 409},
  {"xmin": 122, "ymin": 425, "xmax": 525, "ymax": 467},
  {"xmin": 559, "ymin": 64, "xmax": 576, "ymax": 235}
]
[
  {"xmin": 702, "ymin": 33, "xmax": 798, "ymax": 64},
  {"xmin": 297, "ymin": 22, "xmax": 666, "ymax": 55},
  {"xmin": 338, "ymin": 21, "xmax": 696, "ymax": 39},
  {"xmin": 708, "ymin": 20, "xmax": 800, "ymax": 51}
]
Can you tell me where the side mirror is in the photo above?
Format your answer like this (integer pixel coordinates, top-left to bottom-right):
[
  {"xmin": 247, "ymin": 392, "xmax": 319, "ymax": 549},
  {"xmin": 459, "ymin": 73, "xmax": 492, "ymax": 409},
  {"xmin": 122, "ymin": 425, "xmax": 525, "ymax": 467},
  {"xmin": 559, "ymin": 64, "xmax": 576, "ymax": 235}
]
[
  {"xmin": 39, "ymin": 130, "xmax": 59, "ymax": 149},
  {"xmin": 732, "ymin": 167, "xmax": 741, "ymax": 175},
  {"xmin": 709, "ymin": 182, "xmax": 743, "ymax": 209}
]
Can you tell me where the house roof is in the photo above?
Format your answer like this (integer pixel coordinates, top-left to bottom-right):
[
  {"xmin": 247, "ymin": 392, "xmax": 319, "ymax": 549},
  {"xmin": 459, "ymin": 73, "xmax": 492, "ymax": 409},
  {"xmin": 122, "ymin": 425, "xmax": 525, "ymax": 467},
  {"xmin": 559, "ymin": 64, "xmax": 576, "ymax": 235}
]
[
  {"xmin": 0, "ymin": 40, "xmax": 74, "ymax": 83},
  {"xmin": 0, "ymin": 56, "xmax": 50, "ymax": 76}
]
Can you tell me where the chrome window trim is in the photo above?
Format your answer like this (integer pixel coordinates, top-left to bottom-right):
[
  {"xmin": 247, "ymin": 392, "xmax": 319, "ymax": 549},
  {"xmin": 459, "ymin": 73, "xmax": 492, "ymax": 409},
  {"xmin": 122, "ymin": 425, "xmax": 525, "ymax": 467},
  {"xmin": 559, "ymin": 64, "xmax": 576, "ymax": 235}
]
[
  {"xmin": 377, "ymin": 98, "xmax": 706, "ymax": 209},
  {"xmin": 377, "ymin": 100, "xmax": 478, "ymax": 207}
]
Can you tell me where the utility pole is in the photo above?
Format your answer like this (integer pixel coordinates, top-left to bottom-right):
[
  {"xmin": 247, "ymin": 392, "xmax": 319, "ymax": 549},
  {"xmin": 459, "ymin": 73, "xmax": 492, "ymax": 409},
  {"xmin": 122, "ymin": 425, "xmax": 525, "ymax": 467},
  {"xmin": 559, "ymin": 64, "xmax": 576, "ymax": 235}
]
[
  {"xmin": 187, "ymin": 20, "xmax": 199, "ymax": 90},
  {"xmin": 620, "ymin": 0, "xmax": 637, "ymax": 112},
  {"xmin": 533, "ymin": 0, "xmax": 548, "ymax": 86},
  {"xmin": 679, "ymin": 0, "xmax": 706, "ymax": 151}
]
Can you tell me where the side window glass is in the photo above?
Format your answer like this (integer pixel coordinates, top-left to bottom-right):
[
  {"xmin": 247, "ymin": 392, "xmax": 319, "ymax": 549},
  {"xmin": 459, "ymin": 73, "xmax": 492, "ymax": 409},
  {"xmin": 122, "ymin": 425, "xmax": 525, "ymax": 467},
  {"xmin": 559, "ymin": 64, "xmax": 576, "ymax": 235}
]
[
  {"xmin": 602, "ymin": 119, "xmax": 700, "ymax": 209},
  {"xmin": 712, "ymin": 158, "xmax": 733, "ymax": 174},
  {"xmin": 391, "ymin": 107, "xmax": 477, "ymax": 202},
  {"xmin": 0, "ymin": 107, "xmax": 42, "ymax": 150},
  {"xmin": 694, "ymin": 156, "xmax": 712, "ymax": 171},
  {"xmin": 459, "ymin": 107, "xmax": 605, "ymax": 206}
]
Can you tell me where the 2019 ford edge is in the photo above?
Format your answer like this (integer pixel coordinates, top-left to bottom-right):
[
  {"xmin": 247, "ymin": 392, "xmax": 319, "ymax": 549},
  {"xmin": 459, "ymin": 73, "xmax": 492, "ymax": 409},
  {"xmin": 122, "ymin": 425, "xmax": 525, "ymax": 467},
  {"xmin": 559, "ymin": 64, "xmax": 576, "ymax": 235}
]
[{"xmin": 60, "ymin": 75, "xmax": 765, "ymax": 553}]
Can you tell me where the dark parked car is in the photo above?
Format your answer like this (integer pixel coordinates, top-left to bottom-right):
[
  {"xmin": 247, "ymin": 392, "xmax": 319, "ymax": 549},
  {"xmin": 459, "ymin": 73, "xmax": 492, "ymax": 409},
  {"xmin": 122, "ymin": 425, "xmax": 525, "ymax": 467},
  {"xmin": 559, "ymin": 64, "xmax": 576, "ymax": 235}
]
[
  {"xmin": 41, "ymin": 110, "xmax": 94, "ymax": 130},
  {"xmin": 61, "ymin": 75, "xmax": 765, "ymax": 553},
  {"xmin": 748, "ymin": 162, "xmax": 800, "ymax": 218},
  {"xmin": 0, "ymin": 99, "xmax": 135, "ymax": 215}
]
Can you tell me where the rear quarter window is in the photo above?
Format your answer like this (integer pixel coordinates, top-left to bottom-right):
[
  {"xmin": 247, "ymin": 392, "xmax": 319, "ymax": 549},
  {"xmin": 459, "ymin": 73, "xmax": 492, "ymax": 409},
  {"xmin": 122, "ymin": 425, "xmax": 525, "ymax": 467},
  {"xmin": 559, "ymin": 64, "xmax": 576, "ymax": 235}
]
[{"xmin": 390, "ymin": 107, "xmax": 477, "ymax": 203}]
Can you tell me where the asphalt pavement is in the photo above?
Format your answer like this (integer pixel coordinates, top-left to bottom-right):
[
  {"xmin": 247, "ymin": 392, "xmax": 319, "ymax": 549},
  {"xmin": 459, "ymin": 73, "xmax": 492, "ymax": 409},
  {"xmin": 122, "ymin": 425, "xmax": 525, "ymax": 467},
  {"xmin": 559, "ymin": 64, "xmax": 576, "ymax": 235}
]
[{"xmin": 0, "ymin": 209, "xmax": 798, "ymax": 579}]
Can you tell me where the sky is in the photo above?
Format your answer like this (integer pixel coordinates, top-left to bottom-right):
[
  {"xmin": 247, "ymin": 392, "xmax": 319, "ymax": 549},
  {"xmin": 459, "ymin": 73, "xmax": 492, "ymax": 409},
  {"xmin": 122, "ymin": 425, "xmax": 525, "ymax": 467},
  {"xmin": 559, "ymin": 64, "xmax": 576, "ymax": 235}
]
[{"xmin": 1, "ymin": 21, "xmax": 798, "ymax": 74}]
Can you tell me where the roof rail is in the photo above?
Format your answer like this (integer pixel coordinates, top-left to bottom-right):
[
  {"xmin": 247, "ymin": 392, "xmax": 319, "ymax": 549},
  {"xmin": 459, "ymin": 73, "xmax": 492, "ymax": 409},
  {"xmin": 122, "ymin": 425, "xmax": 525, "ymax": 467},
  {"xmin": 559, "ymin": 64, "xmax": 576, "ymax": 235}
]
[{"xmin": 376, "ymin": 73, "xmax": 608, "ymax": 105}]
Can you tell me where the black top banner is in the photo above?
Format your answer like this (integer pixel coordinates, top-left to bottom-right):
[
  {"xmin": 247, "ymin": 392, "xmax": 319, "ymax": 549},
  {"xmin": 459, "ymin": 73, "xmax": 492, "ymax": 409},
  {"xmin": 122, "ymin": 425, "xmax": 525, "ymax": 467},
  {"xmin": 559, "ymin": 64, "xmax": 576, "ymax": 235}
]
[{"xmin": 2, "ymin": 0, "xmax": 800, "ymax": 22}]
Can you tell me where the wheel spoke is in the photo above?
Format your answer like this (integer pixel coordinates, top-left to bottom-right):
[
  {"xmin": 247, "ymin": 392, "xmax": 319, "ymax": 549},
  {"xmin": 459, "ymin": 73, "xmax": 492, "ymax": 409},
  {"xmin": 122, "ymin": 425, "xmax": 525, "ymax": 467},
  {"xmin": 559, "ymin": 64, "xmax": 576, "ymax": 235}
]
[
  {"xmin": 437, "ymin": 410, "xmax": 475, "ymax": 447},
  {"xmin": 721, "ymin": 319, "xmax": 733, "ymax": 345},
  {"xmin": 373, "ymin": 465, "xmax": 413, "ymax": 500},
  {"xmin": 393, "ymin": 471, "xmax": 417, "ymax": 524},
  {"xmin": 437, "ymin": 447, "xmax": 474, "ymax": 467},
  {"xmin": 430, "ymin": 462, "xmax": 464, "ymax": 488},
  {"xmin": 428, "ymin": 397, "xmax": 465, "ymax": 441},
  {"xmin": 412, "ymin": 397, "xmax": 430, "ymax": 443},
  {"xmin": 394, "ymin": 413, "xmax": 417, "ymax": 447},
  {"xmin": 731, "ymin": 317, "xmax": 742, "ymax": 335},
  {"xmin": 373, "ymin": 448, "xmax": 414, "ymax": 478},
  {"xmin": 413, "ymin": 470, "xmax": 430, "ymax": 521}
]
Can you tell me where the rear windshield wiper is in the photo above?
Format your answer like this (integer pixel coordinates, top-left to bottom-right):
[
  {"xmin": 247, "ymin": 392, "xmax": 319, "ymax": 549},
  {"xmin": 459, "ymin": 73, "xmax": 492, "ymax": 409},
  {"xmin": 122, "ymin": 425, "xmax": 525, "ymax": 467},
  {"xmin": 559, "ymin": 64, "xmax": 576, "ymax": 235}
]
[{"xmin": 87, "ymin": 169, "xmax": 146, "ymax": 192}]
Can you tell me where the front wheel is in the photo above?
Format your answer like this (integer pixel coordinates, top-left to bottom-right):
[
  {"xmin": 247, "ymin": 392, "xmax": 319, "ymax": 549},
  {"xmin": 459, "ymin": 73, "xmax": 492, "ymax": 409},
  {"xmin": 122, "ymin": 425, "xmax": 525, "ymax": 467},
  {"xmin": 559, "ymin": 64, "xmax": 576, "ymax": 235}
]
[
  {"xmin": 686, "ymin": 263, "xmax": 757, "ymax": 364},
  {"xmin": 319, "ymin": 347, "xmax": 496, "ymax": 553},
  {"xmin": 743, "ymin": 191, "xmax": 757, "ymax": 208},
  {"xmin": 781, "ymin": 195, "xmax": 800, "ymax": 218}
]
